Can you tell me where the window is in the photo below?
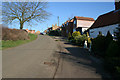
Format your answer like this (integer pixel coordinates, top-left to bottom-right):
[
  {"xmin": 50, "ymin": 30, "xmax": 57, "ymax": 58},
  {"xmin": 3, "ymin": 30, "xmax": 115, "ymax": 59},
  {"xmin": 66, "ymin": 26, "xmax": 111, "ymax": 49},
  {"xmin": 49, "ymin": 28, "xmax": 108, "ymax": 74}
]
[
  {"xmin": 73, "ymin": 28, "xmax": 76, "ymax": 32},
  {"xmin": 74, "ymin": 20, "xmax": 76, "ymax": 24},
  {"xmin": 67, "ymin": 22, "xmax": 69, "ymax": 26}
]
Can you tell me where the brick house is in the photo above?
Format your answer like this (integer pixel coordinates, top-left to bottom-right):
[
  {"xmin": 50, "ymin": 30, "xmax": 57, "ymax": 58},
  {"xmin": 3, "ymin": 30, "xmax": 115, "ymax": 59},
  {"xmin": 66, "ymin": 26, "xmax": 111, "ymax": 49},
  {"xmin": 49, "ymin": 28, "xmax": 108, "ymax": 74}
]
[
  {"xmin": 61, "ymin": 22, "xmax": 67, "ymax": 37},
  {"xmin": 73, "ymin": 16, "xmax": 95, "ymax": 34},
  {"xmin": 89, "ymin": 1, "xmax": 120, "ymax": 38},
  {"xmin": 52, "ymin": 24, "xmax": 59, "ymax": 30},
  {"xmin": 36, "ymin": 31, "xmax": 40, "ymax": 34},
  {"xmin": 66, "ymin": 19, "xmax": 74, "ymax": 36},
  {"xmin": 25, "ymin": 29, "xmax": 35, "ymax": 34}
]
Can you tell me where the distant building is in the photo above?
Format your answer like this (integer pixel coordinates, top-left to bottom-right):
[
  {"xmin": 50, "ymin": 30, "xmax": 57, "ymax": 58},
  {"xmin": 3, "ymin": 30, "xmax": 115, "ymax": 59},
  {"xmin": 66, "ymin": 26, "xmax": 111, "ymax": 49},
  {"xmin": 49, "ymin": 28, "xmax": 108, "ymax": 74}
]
[
  {"xmin": 52, "ymin": 24, "xmax": 59, "ymax": 30},
  {"xmin": 66, "ymin": 19, "xmax": 74, "ymax": 36},
  {"xmin": 61, "ymin": 22, "xmax": 67, "ymax": 37},
  {"xmin": 25, "ymin": 29, "xmax": 35, "ymax": 34},
  {"xmin": 36, "ymin": 31, "xmax": 40, "ymax": 34},
  {"xmin": 73, "ymin": 16, "xmax": 95, "ymax": 34}
]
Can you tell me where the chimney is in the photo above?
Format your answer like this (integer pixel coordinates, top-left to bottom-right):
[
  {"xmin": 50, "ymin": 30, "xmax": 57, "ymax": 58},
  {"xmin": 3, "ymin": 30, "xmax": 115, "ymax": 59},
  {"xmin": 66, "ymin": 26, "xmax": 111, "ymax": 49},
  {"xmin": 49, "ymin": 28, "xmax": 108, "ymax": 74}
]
[
  {"xmin": 115, "ymin": 0, "xmax": 120, "ymax": 10},
  {"xmin": 52, "ymin": 24, "xmax": 54, "ymax": 27}
]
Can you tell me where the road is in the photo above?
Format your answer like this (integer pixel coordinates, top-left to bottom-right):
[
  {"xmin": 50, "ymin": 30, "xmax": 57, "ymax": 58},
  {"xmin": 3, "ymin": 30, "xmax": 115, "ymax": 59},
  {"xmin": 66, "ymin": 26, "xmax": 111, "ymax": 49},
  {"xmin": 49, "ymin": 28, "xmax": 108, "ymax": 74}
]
[
  {"xmin": 3, "ymin": 35, "xmax": 60, "ymax": 78},
  {"xmin": 2, "ymin": 35, "xmax": 111, "ymax": 79},
  {"xmin": 53, "ymin": 37, "xmax": 111, "ymax": 79}
]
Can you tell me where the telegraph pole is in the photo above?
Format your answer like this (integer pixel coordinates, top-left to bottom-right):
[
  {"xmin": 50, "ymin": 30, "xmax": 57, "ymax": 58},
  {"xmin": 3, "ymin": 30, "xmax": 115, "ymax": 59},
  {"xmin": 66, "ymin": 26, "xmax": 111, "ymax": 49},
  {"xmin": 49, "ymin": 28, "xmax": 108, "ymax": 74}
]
[{"xmin": 58, "ymin": 16, "xmax": 59, "ymax": 26}]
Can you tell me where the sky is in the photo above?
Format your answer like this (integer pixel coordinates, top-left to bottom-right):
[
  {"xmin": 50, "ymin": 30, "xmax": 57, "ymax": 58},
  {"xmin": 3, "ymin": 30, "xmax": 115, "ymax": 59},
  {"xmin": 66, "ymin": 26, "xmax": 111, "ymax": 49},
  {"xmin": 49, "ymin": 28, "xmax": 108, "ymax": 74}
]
[{"xmin": 7, "ymin": 2, "xmax": 115, "ymax": 32}]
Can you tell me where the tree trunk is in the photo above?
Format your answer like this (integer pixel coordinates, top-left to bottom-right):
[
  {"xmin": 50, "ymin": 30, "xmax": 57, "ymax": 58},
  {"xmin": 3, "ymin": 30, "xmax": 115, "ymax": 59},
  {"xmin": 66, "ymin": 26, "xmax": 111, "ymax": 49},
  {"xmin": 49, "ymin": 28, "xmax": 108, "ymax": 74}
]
[{"xmin": 20, "ymin": 22, "xmax": 24, "ymax": 29}]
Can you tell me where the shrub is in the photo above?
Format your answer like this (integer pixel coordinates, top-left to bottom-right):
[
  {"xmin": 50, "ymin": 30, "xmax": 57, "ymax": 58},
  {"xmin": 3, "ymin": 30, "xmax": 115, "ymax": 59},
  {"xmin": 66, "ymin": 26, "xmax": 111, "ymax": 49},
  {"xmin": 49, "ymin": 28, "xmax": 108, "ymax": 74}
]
[
  {"xmin": 105, "ymin": 41, "xmax": 120, "ymax": 57},
  {"xmin": 91, "ymin": 35, "xmax": 106, "ymax": 57},
  {"xmin": 68, "ymin": 32, "xmax": 72, "ymax": 40},
  {"xmin": 2, "ymin": 27, "xmax": 29, "ymax": 41},
  {"xmin": 105, "ymin": 31, "xmax": 113, "ymax": 50},
  {"xmin": 49, "ymin": 30, "xmax": 61, "ymax": 36},
  {"xmin": 74, "ymin": 34, "xmax": 87, "ymax": 46},
  {"xmin": 72, "ymin": 31, "xmax": 81, "ymax": 39}
]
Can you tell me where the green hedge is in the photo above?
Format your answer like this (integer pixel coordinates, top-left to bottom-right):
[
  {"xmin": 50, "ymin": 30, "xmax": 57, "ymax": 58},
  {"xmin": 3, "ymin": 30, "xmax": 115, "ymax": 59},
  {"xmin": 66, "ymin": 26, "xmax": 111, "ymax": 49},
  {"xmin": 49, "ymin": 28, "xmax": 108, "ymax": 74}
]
[
  {"xmin": 48, "ymin": 30, "xmax": 61, "ymax": 36},
  {"xmin": 91, "ymin": 31, "xmax": 113, "ymax": 57}
]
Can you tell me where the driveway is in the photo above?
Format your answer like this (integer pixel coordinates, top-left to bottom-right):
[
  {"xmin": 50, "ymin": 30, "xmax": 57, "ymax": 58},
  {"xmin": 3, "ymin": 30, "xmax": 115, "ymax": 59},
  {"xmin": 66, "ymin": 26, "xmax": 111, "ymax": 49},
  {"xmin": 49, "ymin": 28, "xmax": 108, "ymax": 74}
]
[
  {"xmin": 53, "ymin": 37, "xmax": 111, "ymax": 79},
  {"xmin": 2, "ymin": 35, "xmax": 60, "ymax": 78}
]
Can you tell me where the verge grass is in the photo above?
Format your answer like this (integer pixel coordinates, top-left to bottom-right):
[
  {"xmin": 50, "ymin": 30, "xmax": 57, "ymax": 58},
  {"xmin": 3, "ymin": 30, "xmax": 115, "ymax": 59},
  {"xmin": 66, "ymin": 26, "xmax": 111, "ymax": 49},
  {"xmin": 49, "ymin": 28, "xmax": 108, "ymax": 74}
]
[{"xmin": 1, "ymin": 34, "xmax": 37, "ymax": 49}]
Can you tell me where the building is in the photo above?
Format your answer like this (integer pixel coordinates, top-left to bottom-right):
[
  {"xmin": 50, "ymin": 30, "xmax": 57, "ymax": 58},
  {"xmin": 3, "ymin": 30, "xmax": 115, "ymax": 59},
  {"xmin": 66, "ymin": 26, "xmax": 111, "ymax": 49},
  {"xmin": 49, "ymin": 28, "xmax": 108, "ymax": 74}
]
[
  {"xmin": 66, "ymin": 19, "xmax": 74, "ymax": 36},
  {"xmin": 52, "ymin": 24, "xmax": 59, "ymax": 30},
  {"xmin": 25, "ymin": 29, "xmax": 35, "ymax": 34},
  {"xmin": 36, "ymin": 31, "xmax": 40, "ymax": 34},
  {"xmin": 61, "ymin": 22, "xmax": 67, "ymax": 37},
  {"xmin": 89, "ymin": 1, "xmax": 120, "ymax": 38},
  {"xmin": 29, "ymin": 30, "xmax": 35, "ymax": 34},
  {"xmin": 73, "ymin": 16, "xmax": 95, "ymax": 34}
]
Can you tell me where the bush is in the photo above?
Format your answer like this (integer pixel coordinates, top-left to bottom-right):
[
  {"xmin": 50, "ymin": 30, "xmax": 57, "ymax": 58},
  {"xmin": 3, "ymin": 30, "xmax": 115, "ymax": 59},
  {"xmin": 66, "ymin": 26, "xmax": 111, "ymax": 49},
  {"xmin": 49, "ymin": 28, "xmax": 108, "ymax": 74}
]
[
  {"xmin": 68, "ymin": 32, "xmax": 72, "ymax": 40},
  {"xmin": 105, "ymin": 41, "xmax": 120, "ymax": 57},
  {"xmin": 49, "ymin": 30, "xmax": 61, "ymax": 36},
  {"xmin": 2, "ymin": 27, "xmax": 29, "ymax": 41},
  {"xmin": 72, "ymin": 31, "xmax": 81, "ymax": 39},
  {"xmin": 105, "ymin": 31, "xmax": 113, "ymax": 50},
  {"xmin": 91, "ymin": 35, "xmax": 106, "ymax": 57},
  {"xmin": 74, "ymin": 34, "xmax": 87, "ymax": 46}
]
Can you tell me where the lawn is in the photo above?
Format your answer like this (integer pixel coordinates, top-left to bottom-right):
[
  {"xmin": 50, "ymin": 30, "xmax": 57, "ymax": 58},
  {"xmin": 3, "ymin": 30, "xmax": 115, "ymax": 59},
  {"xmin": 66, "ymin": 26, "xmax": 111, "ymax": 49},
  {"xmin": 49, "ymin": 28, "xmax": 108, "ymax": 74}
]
[{"xmin": 1, "ymin": 34, "xmax": 38, "ymax": 49}]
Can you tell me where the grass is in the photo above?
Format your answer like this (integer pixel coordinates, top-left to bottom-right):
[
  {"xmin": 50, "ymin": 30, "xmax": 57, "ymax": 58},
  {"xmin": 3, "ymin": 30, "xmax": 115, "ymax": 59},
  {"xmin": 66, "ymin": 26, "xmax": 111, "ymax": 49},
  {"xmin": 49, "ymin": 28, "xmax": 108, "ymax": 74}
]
[{"xmin": 1, "ymin": 34, "xmax": 38, "ymax": 50}]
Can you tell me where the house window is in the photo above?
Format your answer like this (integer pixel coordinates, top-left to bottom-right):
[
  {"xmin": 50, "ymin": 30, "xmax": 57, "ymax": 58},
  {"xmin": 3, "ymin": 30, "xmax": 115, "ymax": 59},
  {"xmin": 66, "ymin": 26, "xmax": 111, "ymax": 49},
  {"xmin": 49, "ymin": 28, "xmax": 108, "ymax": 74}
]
[
  {"xmin": 74, "ymin": 20, "xmax": 76, "ymax": 24},
  {"xmin": 67, "ymin": 22, "xmax": 69, "ymax": 26},
  {"xmin": 73, "ymin": 28, "xmax": 76, "ymax": 32}
]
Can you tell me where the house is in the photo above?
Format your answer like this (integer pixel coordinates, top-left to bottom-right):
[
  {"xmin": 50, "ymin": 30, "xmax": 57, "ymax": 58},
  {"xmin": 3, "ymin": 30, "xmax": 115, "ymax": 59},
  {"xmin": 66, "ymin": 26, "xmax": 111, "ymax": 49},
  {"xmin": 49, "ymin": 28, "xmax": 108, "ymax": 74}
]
[
  {"xmin": 61, "ymin": 22, "xmax": 67, "ymax": 37},
  {"xmin": 52, "ymin": 24, "xmax": 59, "ymax": 30},
  {"xmin": 29, "ymin": 30, "xmax": 35, "ymax": 34},
  {"xmin": 44, "ymin": 30, "xmax": 47, "ymax": 34},
  {"xmin": 47, "ymin": 27, "xmax": 52, "ymax": 33},
  {"xmin": 73, "ymin": 16, "xmax": 95, "ymax": 34},
  {"xmin": 89, "ymin": 1, "xmax": 120, "ymax": 38},
  {"xmin": 25, "ymin": 29, "xmax": 35, "ymax": 34},
  {"xmin": 36, "ymin": 31, "xmax": 40, "ymax": 34},
  {"xmin": 66, "ymin": 19, "xmax": 74, "ymax": 36},
  {"xmin": 56, "ymin": 26, "xmax": 62, "ymax": 31}
]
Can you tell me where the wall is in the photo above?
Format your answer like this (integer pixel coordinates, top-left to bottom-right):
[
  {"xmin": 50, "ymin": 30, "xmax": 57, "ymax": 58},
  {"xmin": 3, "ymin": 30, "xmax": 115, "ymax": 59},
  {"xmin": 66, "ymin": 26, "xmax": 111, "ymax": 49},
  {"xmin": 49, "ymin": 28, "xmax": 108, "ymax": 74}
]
[
  {"xmin": 52, "ymin": 24, "xmax": 59, "ymax": 30},
  {"xmin": 89, "ymin": 24, "xmax": 119, "ymax": 38},
  {"xmin": 77, "ymin": 20, "xmax": 94, "ymax": 28},
  {"xmin": 82, "ymin": 27, "xmax": 88, "ymax": 32}
]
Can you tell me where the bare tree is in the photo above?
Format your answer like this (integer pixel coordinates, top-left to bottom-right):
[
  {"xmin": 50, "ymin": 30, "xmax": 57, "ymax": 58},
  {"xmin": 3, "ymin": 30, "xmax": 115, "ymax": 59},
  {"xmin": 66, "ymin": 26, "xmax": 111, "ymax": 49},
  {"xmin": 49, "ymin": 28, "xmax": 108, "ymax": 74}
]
[{"xmin": 2, "ymin": 2, "xmax": 50, "ymax": 29}]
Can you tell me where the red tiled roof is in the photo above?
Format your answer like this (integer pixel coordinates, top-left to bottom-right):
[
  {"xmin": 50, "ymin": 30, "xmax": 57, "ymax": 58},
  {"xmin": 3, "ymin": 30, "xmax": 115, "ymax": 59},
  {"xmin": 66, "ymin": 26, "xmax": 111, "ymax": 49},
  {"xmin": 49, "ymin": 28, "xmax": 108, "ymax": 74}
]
[
  {"xmin": 90, "ymin": 10, "xmax": 120, "ymax": 29},
  {"xmin": 74, "ymin": 16, "xmax": 95, "ymax": 21}
]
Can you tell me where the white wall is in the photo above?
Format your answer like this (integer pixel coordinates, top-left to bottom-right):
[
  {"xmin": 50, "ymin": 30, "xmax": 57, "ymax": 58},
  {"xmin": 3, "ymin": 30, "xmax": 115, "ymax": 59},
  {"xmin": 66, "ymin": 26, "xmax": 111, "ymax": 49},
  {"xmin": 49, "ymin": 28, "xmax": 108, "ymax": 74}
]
[
  {"xmin": 89, "ymin": 24, "xmax": 119, "ymax": 38},
  {"xmin": 82, "ymin": 28, "xmax": 88, "ymax": 32},
  {"xmin": 77, "ymin": 20, "xmax": 94, "ymax": 28}
]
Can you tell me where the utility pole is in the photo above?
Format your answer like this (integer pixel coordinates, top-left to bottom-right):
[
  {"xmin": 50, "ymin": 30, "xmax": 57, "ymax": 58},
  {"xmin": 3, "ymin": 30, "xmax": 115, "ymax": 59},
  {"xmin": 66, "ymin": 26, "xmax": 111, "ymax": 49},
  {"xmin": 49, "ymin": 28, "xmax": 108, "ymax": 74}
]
[{"xmin": 58, "ymin": 16, "xmax": 59, "ymax": 26}]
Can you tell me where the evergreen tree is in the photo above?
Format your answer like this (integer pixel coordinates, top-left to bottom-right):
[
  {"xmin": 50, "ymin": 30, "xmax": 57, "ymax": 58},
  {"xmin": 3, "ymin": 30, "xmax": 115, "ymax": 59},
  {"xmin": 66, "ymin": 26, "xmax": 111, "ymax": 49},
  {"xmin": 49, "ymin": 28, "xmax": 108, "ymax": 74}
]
[{"xmin": 114, "ymin": 24, "xmax": 120, "ymax": 46}]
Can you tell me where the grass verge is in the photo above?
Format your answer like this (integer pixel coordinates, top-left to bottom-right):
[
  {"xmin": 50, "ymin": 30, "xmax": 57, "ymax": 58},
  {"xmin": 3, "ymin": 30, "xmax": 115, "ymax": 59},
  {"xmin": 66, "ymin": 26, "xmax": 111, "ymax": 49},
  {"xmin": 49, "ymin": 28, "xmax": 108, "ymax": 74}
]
[{"xmin": 1, "ymin": 34, "xmax": 38, "ymax": 50}]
